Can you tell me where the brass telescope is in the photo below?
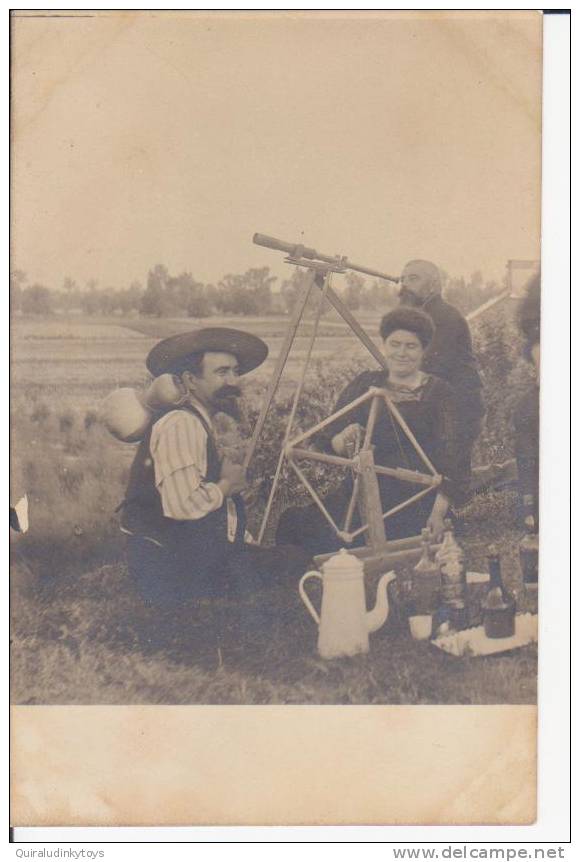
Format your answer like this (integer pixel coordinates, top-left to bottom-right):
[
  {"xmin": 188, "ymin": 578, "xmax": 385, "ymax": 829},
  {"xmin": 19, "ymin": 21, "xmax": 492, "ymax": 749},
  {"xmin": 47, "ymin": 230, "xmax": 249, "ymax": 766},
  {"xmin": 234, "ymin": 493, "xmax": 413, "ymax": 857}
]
[{"xmin": 253, "ymin": 232, "xmax": 399, "ymax": 283}]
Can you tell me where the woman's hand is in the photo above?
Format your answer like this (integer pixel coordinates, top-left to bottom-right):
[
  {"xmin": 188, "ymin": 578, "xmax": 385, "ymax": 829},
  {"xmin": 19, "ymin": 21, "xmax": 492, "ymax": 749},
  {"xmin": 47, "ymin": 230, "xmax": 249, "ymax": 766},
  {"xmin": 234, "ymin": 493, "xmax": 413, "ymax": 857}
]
[
  {"xmin": 331, "ymin": 423, "xmax": 364, "ymax": 457},
  {"xmin": 426, "ymin": 492, "xmax": 450, "ymax": 541}
]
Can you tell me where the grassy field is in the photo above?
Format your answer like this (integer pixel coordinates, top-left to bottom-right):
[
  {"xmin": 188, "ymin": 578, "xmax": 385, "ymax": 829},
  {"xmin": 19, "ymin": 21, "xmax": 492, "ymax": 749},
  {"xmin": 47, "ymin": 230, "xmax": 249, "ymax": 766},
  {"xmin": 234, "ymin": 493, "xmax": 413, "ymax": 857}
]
[
  {"xmin": 10, "ymin": 311, "xmax": 537, "ymax": 705},
  {"xmin": 11, "ymin": 312, "xmax": 373, "ymax": 408}
]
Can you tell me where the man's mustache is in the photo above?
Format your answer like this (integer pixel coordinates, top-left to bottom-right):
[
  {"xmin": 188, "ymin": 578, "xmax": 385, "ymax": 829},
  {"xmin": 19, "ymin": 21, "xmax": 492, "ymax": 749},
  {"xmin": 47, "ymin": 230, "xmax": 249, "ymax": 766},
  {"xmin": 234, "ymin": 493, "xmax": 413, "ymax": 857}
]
[
  {"xmin": 213, "ymin": 386, "xmax": 243, "ymax": 420},
  {"xmin": 215, "ymin": 385, "xmax": 242, "ymax": 400}
]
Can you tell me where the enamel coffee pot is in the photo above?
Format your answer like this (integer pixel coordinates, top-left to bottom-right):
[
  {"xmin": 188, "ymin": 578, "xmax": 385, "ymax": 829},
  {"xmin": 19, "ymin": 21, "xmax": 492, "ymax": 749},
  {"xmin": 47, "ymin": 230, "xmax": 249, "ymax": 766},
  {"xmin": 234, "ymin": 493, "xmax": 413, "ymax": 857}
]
[{"xmin": 299, "ymin": 549, "xmax": 396, "ymax": 659}]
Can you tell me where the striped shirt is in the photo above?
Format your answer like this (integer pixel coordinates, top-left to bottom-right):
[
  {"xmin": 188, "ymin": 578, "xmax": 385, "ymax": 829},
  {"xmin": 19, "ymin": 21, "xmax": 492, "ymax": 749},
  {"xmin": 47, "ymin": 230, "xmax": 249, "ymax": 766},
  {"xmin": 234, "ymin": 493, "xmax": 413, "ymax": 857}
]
[{"xmin": 149, "ymin": 402, "xmax": 224, "ymax": 521}]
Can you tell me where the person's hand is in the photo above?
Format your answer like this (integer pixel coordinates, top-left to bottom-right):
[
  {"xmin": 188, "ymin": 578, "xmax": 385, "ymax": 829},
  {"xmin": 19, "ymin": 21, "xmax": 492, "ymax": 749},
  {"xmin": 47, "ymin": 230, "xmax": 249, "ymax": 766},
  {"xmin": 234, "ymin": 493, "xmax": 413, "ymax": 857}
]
[
  {"xmin": 426, "ymin": 510, "xmax": 446, "ymax": 542},
  {"xmin": 218, "ymin": 459, "xmax": 247, "ymax": 496},
  {"xmin": 426, "ymin": 492, "xmax": 450, "ymax": 542},
  {"xmin": 331, "ymin": 423, "xmax": 364, "ymax": 457}
]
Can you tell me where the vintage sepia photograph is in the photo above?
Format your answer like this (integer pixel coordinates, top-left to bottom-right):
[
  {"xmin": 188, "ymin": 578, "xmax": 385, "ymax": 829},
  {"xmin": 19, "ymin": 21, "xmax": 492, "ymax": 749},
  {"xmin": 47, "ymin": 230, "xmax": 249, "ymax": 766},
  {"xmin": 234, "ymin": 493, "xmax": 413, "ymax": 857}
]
[{"xmin": 10, "ymin": 9, "xmax": 546, "ymax": 827}]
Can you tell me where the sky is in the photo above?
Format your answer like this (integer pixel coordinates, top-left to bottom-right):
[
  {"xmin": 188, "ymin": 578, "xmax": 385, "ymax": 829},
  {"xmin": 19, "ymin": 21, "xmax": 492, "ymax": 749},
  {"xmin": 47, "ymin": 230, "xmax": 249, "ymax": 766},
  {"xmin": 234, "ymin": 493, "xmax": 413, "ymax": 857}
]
[{"xmin": 11, "ymin": 11, "xmax": 542, "ymax": 291}]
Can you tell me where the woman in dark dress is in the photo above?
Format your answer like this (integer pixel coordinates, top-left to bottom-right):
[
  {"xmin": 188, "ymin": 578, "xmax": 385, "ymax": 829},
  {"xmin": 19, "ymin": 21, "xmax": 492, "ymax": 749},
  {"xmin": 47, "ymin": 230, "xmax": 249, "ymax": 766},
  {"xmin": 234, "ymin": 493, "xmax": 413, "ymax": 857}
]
[{"xmin": 276, "ymin": 308, "xmax": 469, "ymax": 556}]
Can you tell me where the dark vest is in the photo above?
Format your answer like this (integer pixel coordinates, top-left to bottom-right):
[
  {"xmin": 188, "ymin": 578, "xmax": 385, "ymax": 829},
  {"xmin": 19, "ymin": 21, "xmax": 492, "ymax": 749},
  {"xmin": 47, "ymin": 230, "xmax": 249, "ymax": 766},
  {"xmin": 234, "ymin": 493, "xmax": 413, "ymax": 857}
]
[{"xmin": 120, "ymin": 405, "xmax": 245, "ymax": 555}]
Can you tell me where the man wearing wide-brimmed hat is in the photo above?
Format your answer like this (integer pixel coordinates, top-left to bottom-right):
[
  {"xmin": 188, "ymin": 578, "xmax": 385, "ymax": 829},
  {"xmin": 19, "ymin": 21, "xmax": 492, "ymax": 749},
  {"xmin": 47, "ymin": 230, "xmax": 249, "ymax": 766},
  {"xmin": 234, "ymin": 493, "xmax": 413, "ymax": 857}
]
[{"xmin": 120, "ymin": 327, "xmax": 309, "ymax": 618}]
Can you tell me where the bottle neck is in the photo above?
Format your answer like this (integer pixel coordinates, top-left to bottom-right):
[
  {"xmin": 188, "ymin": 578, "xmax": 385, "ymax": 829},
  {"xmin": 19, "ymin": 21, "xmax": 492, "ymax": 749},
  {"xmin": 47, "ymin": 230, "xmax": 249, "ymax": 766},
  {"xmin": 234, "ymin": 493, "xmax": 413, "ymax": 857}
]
[
  {"xmin": 441, "ymin": 530, "xmax": 455, "ymax": 549},
  {"xmin": 488, "ymin": 556, "xmax": 502, "ymax": 589}
]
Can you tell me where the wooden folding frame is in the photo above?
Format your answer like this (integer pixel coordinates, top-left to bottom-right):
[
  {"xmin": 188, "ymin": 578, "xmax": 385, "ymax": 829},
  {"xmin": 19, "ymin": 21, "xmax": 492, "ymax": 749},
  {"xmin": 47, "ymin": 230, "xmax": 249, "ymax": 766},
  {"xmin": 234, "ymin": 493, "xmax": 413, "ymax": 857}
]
[
  {"xmin": 246, "ymin": 237, "xmax": 444, "ymax": 569},
  {"xmin": 285, "ymin": 386, "xmax": 442, "ymax": 547}
]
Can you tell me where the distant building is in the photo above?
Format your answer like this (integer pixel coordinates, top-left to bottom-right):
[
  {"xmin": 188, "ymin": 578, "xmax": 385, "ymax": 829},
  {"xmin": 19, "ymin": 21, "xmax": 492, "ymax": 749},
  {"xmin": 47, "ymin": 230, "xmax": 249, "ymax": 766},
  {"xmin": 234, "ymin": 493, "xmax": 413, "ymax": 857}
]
[{"xmin": 466, "ymin": 259, "xmax": 540, "ymax": 323}]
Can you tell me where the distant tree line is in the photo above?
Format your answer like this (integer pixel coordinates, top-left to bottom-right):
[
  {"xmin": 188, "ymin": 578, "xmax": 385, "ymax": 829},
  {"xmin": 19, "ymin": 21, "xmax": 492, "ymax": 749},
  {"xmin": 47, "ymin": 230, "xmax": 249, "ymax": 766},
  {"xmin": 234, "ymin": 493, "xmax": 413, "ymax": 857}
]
[{"xmin": 10, "ymin": 264, "xmax": 503, "ymax": 319}]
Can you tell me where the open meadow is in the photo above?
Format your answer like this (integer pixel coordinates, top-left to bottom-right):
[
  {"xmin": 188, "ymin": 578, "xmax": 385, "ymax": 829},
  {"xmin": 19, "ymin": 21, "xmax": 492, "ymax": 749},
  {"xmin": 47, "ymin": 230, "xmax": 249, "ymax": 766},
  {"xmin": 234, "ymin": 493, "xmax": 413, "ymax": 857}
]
[{"xmin": 10, "ymin": 307, "xmax": 538, "ymax": 704}]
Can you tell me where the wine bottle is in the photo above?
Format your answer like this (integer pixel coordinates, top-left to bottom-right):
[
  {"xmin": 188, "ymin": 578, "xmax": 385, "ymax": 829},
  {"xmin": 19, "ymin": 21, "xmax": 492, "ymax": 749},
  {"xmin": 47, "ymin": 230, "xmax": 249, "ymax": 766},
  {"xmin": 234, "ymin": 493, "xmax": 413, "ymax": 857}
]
[
  {"xmin": 412, "ymin": 528, "xmax": 440, "ymax": 618},
  {"xmin": 435, "ymin": 519, "xmax": 456, "ymax": 566},
  {"xmin": 520, "ymin": 491, "xmax": 539, "ymax": 531},
  {"xmin": 432, "ymin": 521, "xmax": 468, "ymax": 631},
  {"xmin": 519, "ymin": 516, "xmax": 538, "ymax": 613},
  {"xmin": 436, "ymin": 520, "xmax": 467, "ymax": 606},
  {"xmin": 482, "ymin": 546, "xmax": 516, "ymax": 638}
]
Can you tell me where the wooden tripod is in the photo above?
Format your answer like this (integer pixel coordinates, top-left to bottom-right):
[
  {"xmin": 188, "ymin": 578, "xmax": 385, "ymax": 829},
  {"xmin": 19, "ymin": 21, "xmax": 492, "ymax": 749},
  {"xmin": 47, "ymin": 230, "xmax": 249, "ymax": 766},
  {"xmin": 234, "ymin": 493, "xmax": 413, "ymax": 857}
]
[{"xmin": 244, "ymin": 250, "xmax": 441, "ymax": 573}]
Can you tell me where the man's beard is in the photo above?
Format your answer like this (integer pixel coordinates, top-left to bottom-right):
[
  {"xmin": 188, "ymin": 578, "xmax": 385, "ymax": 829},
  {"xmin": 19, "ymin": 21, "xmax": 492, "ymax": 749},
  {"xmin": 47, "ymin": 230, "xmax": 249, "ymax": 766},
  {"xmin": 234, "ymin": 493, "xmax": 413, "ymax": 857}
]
[
  {"xmin": 398, "ymin": 287, "xmax": 423, "ymax": 307},
  {"xmin": 212, "ymin": 385, "xmax": 243, "ymax": 420}
]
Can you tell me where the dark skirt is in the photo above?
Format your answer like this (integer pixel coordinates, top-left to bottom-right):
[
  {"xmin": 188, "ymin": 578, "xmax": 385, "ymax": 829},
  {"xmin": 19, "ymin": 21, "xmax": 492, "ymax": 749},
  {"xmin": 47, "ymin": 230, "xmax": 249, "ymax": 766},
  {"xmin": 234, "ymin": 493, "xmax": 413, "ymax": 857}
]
[{"xmin": 276, "ymin": 475, "xmax": 436, "ymax": 557}]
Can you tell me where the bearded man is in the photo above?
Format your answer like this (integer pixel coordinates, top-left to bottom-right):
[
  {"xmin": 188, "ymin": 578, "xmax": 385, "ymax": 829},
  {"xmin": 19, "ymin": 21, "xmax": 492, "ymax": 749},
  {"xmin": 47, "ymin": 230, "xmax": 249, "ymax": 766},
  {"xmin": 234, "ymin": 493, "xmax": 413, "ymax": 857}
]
[
  {"xmin": 399, "ymin": 259, "xmax": 485, "ymax": 480},
  {"xmin": 120, "ymin": 327, "xmax": 310, "ymax": 612}
]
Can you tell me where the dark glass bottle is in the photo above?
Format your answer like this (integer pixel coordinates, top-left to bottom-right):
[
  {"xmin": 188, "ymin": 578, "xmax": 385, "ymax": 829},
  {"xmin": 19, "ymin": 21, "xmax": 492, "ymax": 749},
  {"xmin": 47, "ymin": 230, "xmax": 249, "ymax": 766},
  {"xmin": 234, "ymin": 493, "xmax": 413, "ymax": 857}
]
[{"xmin": 482, "ymin": 546, "xmax": 516, "ymax": 638}]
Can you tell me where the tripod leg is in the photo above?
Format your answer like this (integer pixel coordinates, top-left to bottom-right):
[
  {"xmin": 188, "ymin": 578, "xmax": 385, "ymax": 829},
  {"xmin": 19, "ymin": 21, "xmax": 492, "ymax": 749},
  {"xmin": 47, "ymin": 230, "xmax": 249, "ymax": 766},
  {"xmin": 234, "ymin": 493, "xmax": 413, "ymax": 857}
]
[
  {"xmin": 321, "ymin": 284, "xmax": 390, "ymax": 371},
  {"xmin": 243, "ymin": 277, "xmax": 313, "ymax": 471},
  {"xmin": 257, "ymin": 273, "xmax": 329, "ymax": 544}
]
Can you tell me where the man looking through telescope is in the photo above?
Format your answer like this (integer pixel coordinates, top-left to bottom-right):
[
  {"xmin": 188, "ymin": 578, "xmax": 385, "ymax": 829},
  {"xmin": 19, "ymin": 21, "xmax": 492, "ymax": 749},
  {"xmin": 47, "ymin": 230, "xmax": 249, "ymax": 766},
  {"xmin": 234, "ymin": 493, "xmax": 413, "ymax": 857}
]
[{"xmin": 398, "ymin": 259, "xmax": 485, "ymax": 482}]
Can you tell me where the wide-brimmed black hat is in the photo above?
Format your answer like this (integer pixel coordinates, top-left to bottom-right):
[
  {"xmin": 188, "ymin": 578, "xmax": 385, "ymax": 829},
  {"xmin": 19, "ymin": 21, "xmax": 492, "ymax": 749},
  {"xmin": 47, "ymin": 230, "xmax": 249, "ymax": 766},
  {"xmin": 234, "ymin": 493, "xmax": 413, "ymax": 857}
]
[{"xmin": 146, "ymin": 327, "xmax": 268, "ymax": 377}]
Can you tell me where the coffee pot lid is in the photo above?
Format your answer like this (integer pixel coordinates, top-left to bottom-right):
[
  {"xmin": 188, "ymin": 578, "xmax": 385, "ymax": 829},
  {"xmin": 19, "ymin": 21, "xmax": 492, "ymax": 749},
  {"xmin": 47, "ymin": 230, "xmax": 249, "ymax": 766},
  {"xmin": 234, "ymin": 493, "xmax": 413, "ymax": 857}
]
[{"xmin": 322, "ymin": 547, "xmax": 364, "ymax": 577}]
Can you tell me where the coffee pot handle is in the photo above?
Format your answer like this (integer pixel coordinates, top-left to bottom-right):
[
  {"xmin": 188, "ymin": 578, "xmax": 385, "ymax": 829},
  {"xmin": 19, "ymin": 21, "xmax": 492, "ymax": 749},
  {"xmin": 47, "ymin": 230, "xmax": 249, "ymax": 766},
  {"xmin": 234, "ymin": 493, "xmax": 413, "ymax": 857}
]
[{"xmin": 299, "ymin": 571, "xmax": 323, "ymax": 625}]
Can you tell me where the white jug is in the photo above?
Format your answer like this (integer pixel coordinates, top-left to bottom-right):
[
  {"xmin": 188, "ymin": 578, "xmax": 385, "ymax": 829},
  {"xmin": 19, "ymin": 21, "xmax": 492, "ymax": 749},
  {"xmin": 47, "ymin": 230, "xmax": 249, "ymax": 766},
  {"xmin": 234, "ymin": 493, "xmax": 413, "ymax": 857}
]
[
  {"xmin": 100, "ymin": 374, "xmax": 187, "ymax": 442},
  {"xmin": 299, "ymin": 549, "xmax": 396, "ymax": 659}
]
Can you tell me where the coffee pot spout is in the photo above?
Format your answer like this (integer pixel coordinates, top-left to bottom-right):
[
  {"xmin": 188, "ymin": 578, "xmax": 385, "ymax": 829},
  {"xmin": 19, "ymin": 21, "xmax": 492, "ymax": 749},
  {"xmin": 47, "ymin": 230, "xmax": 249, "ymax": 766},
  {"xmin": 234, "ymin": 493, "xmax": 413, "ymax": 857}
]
[{"xmin": 366, "ymin": 571, "xmax": 397, "ymax": 634}]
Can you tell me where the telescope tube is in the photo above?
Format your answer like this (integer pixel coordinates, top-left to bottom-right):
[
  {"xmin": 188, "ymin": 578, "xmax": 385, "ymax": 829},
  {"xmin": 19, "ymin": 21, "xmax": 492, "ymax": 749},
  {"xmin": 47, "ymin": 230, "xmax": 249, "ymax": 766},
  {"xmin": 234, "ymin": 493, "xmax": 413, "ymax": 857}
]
[{"xmin": 253, "ymin": 232, "xmax": 399, "ymax": 283}]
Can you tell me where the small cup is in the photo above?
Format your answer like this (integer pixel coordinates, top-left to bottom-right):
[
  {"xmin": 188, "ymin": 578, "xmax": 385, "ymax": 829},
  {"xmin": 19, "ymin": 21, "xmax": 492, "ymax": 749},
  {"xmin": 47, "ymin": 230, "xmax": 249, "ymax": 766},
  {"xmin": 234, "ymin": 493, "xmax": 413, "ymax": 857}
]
[{"xmin": 408, "ymin": 614, "xmax": 433, "ymax": 640}]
